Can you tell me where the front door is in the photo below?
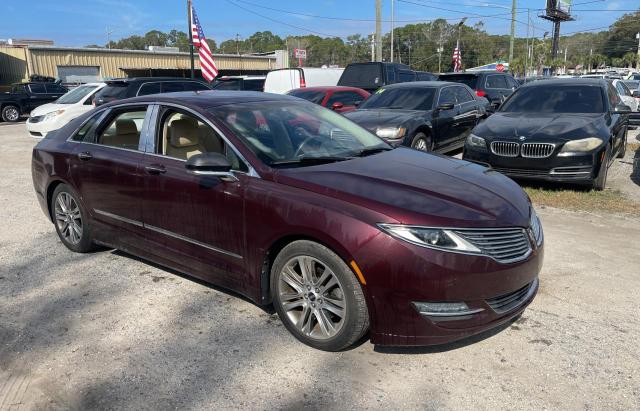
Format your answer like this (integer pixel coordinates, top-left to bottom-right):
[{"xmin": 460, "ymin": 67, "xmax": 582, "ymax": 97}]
[
  {"xmin": 140, "ymin": 106, "xmax": 247, "ymax": 287},
  {"xmin": 69, "ymin": 105, "xmax": 150, "ymax": 248},
  {"xmin": 433, "ymin": 86, "xmax": 459, "ymax": 149}
]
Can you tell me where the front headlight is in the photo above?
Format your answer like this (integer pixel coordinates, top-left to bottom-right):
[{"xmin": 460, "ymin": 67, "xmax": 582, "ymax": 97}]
[
  {"xmin": 376, "ymin": 127, "xmax": 406, "ymax": 140},
  {"xmin": 466, "ymin": 133, "xmax": 487, "ymax": 149},
  {"xmin": 559, "ymin": 137, "xmax": 603, "ymax": 153},
  {"xmin": 378, "ymin": 224, "xmax": 481, "ymax": 253},
  {"xmin": 43, "ymin": 109, "xmax": 65, "ymax": 121},
  {"xmin": 529, "ymin": 207, "xmax": 543, "ymax": 246}
]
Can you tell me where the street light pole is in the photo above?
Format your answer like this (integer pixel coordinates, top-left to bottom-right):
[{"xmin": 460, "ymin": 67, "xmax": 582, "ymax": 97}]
[
  {"xmin": 375, "ymin": 0, "xmax": 382, "ymax": 62},
  {"xmin": 390, "ymin": 0, "xmax": 394, "ymax": 62},
  {"xmin": 636, "ymin": 32, "xmax": 640, "ymax": 71},
  {"xmin": 508, "ymin": 0, "xmax": 516, "ymax": 69}
]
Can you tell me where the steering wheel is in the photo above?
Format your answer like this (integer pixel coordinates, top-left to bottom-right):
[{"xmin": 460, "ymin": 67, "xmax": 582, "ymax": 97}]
[{"xmin": 293, "ymin": 129, "xmax": 324, "ymax": 157}]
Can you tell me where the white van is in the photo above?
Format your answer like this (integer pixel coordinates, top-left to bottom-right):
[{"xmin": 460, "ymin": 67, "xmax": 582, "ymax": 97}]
[{"xmin": 264, "ymin": 68, "xmax": 344, "ymax": 94}]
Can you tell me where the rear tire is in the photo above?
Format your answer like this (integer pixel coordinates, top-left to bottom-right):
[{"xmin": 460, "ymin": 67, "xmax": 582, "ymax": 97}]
[
  {"xmin": 51, "ymin": 184, "xmax": 97, "ymax": 253},
  {"xmin": 410, "ymin": 132, "xmax": 433, "ymax": 152},
  {"xmin": 592, "ymin": 145, "xmax": 610, "ymax": 191},
  {"xmin": 1, "ymin": 105, "xmax": 21, "ymax": 122},
  {"xmin": 270, "ymin": 240, "xmax": 369, "ymax": 351}
]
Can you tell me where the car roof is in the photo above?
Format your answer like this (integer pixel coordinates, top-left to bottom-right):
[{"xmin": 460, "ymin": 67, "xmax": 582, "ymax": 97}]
[
  {"xmin": 519, "ymin": 78, "xmax": 607, "ymax": 88},
  {"xmin": 105, "ymin": 77, "xmax": 207, "ymax": 84},
  {"xmin": 289, "ymin": 86, "xmax": 367, "ymax": 92},
  {"xmin": 382, "ymin": 81, "xmax": 461, "ymax": 89},
  {"xmin": 104, "ymin": 90, "xmax": 295, "ymax": 109}
]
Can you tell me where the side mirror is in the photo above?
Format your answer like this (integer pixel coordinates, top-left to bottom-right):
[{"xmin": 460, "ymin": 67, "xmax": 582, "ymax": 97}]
[
  {"xmin": 436, "ymin": 103, "xmax": 455, "ymax": 111},
  {"xmin": 185, "ymin": 152, "xmax": 237, "ymax": 181},
  {"xmin": 632, "ymin": 90, "xmax": 640, "ymax": 98},
  {"xmin": 331, "ymin": 102, "xmax": 344, "ymax": 110},
  {"xmin": 613, "ymin": 103, "xmax": 632, "ymax": 114}
]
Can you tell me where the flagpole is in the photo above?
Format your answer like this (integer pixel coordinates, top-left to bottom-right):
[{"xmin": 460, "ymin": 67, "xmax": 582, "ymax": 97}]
[{"xmin": 187, "ymin": 0, "xmax": 195, "ymax": 79}]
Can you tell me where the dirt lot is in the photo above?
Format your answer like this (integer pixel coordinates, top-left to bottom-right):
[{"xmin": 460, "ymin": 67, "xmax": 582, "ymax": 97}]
[{"xmin": 1, "ymin": 123, "xmax": 639, "ymax": 410}]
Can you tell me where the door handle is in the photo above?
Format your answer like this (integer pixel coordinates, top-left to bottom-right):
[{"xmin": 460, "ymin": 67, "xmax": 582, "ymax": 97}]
[
  {"xmin": 145, "ymin": 164, "xmax": 166, "ymax": 175},
  {"xmin": 77, "ymin": 151, "xmax": 93, "ymax": 161}
]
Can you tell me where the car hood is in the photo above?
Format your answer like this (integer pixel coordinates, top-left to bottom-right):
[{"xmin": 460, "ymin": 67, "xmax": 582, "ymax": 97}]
[
  {"xmin": 30, "ymin": 103, "xmax": 67, "ymax": 117},
  {"xmin": 275, "ymin": 148, "xmax": 530, "ymax": 228},
  {"xmin": 474, "ymin": 112, "xmax": 607, "ymax": 142},
  {"xmin": 344, "ymin": 109, "xmax": 425, "ymax": 132}
]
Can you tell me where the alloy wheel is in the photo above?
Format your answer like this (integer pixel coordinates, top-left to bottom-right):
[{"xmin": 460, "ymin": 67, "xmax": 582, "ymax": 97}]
[
  {"xmin": 277, "ymin": 256, "xmax": 346, "ymax": 340},
  {"xmin": 414, "ymin": 138, "xmax": 428, "ymax": 151},
  {"xmin": 54, "ymin": 192, "xmax": 83, "ymax": 245},
  {"xmin": 4, "ymin": 107, "xmax": 19, "ymax": 122}
]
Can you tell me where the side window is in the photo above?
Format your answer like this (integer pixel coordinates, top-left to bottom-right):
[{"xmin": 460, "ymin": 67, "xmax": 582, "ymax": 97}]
[
  {"xmin": 243, "ymin": 80, "xmax": 264, "ymax": 91},
  {"xmin": 454, "ymin": 87, "xmax": 474, "ymax": 104},
  {"xmin": 96, "ymin": 108, "xmax": 147, "ymax": 150},
  {"xmin": 438, "ymin": 87, "xmax": 456, "ymax": 106},
  {"xmin": 326, "ymin": 91, "xmax": 365, "ymax": 107},
  {"xmin": 398, "ymin": 71, "xmax": 416, "ymax": 83},
  {"xmin": 11, "ymin": 85, "xmax": 26, "ymax": 94},
  {"xmin": 607, "ymin": 84, "xmax": 621, "ymax": 107},
  {"xmin": 71, "ymin": 114, "xmax": 100, "ymax": 142},
  {"xmin": 158, "ymin": 109, "xmax": 247, "ymax": 171},
  {"xmin": 162, "ymin": 82, "xmax": 185, "ymax": 93},
  {"xmin": 28, "ymin": 84, "xmax": 46, "ymax": 94},
  {"xmin": 386, "ymin": 67, "xmax": 396, "ymax": 84},
  {"xmin": 45, "ymin": 84, "xmax": 67, "ymax": 93},
  {"xmin": 485, "ymin": 75, "xmax": 507, "ymax": 89},
  {"xmin": 138, "ymin": 82, "xmax": 161, "ymax": 96},
  {"xmin": 184, "ymin": 81, "xmax": 210, "ymax": 92}
]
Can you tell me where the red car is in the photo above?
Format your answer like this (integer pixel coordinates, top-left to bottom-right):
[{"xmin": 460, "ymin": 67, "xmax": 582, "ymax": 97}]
[
  {"xmin": 32, "ymin": 91, "xmax": 542, "ymax": 351},
  {"xmin": 286, "ymin": 86, "xmax": 370, "ymax": 113}
]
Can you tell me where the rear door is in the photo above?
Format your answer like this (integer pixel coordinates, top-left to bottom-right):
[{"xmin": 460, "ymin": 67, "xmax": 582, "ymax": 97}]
[
  {"xmin": 451, "ymin": 86, "xmax": 479, "ymax": 144},
  {"xmin": 69, "ymin": 105, "xmax": 151, "ymax": 248}
]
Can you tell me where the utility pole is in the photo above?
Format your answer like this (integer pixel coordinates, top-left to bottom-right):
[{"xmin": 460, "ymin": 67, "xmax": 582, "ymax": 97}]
[
  {"xmin": 375, "ymin": 0, "xmax": 382, "ymax": 62},
  {"xmin": 236, "ymin": 34, "xmax": 240, "ymax": 55},
  {"xmin": 390, "ymin": 0, "xmax": 394, "ymax": 62},
  {"xmin": 524, "ymin": 9, "xmax": 530, "ymax": 79},
  {"xmin": 370, "ymin": 34, "xmax": 375, "ymax": 62},
  {"xmin": 636, "ymin": 32, "xmax": 640, "ymax": 70},
  {"xmin": 563, "ymin": 46, "xmax": 567, "ymax": 74},
  {"xmin": 437, "ymin": 46, "xmax": 443, "ymax": 73},
  {"xmin": 187, "ymin": 0, "xmax": 194, "ymax": 79},
  {"xmin": 106, "ymin": 27, "xmax": 114, "ymax": 49},
  {"xmin": 508, "ymin": 0, "xmax": 516, "ymax": 69}
]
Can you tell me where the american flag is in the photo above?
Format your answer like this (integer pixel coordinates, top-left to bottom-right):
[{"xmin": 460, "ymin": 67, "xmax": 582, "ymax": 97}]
[
  {"xmin": 191, "ymin": 6, "xmax": 218, "ymax": 82},
  {"xmin": 452, "ymin": 40, "xmax": 462, "ymax": 73}
]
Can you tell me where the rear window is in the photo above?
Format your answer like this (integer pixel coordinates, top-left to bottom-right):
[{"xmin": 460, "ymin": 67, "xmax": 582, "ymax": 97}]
[
  {"xmin": 438, "ymin": 74, "xmax": 478, "ymax": 89},
  {"xmin": 28, "ymin": 84, "xmax": 46, "ymax": 94},
  {"xmin": 287, "ymin": 89, "xmax": 326, "ymax": 104},
  {"xmin": 338, "ymin": 64, "xmax": 383, "ymax": 89},
  {"xmin": 500, "ymin": 85, "xmax": 605, "ymax": 113},
  {"xmin": 212, "ymin": 80, "xmax": 241, "ymax": 90},
  {"xmin": 243, "ymin": 79, "xmax": 265, "ymax": 91},
  {"xmin": 96, "ymin": 83, "xmax": 129, "ymax": 100},
  {"xmin": 359, "ymin": 87, "xmax": 436, "ymax": 111},
  {"xmin": 184, "ymin": 81, "xmax": 210, "ymax": 91}
]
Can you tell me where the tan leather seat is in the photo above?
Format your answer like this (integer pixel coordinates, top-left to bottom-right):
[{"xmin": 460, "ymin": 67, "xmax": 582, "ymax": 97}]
[
  {"xmin": 101, "ymin": 119, "xmax": 140, "ymax": 148},
  {"xmin": 166, "ymin": 118, "xmax": 205, "ymax": 160}
]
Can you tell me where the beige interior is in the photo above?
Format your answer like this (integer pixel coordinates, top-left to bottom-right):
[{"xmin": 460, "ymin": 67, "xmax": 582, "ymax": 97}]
[
  {"xmin": 163, "ymin": 113, "xmax": 224, "ymax": 160},
  {"xmin": 100, "ymin": 118, "xmax": 141, "ymax": 149}
]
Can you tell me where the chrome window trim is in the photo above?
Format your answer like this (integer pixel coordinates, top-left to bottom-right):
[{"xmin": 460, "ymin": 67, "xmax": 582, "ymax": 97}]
[
  {"xmin": 151, "ymin": 101, "xmax": 260, "ymax": 178},
  {"xmin": 94, "ymin": 209, "xmax": 243, "ymax": 260}
]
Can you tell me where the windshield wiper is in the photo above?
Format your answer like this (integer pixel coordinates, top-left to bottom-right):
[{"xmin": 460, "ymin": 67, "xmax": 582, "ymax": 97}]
[
  {"xmin": 353, "ymin": 146, "xmax": 394, "ymax": 157},
  {"xmin": 270, "ymin": 155, "xmax": 353, "ymax": 167}
]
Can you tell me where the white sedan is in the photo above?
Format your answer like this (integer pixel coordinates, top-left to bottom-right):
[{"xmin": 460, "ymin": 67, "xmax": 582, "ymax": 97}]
[
  {"xmin": 612, "ymin": 79, "xmax": 639, "ymax": 112},
  {"xmin": 26, "ymin": 82, "xmax": 105, "ymax": 138}
]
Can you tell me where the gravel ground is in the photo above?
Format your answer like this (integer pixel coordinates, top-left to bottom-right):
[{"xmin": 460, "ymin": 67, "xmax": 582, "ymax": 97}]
[{"xmin": 1, "ymin": 123, "xmax": 639, "ymax": 410}]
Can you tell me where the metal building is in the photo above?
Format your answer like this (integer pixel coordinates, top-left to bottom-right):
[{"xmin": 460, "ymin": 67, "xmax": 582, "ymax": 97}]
[{"xmin": 0, "ymin": 45, "xmax": 280, "ymax": 88}]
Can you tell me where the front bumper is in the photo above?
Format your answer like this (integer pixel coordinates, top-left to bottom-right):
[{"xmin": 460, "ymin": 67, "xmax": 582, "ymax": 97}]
[
  {"xmin": 462, "ymin": 144, "xmax": 602, "ymax": 183},
  {"xmin": 354, "ymin": 229, "xmax": 544, "ymax": 346},
  {"xmin": 629, "ymin": 112, "xmax": 640, "ymax": 127}
]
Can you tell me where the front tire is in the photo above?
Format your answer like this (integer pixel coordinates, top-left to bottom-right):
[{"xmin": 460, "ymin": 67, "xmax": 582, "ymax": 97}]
[
  {"xmin": 1, "ymin": 105, "xmax": 21, "ymax": 122},
  {"xmin": 592, "ymin": 145, "xmax": 610, "ymax": 191},
  {"xmin": 51, "ymin": 184, "xmax": 97, "ymax": 253},
  {"xmin": 616, "ymin": 128, "xmax": 627, "ymax": 158},
  {"xmin": 410, "ymin": 132, "xmax": 433, "ymax": 152},
  {"xmin": 270, "ymin": 240, "xmax": 369, "ymax": 351}
]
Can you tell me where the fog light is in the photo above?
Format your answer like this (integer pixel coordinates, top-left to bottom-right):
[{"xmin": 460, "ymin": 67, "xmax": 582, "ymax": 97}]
[{"xmin": 412, "ymin": 301, "xmax": 484, "ymax": 317}]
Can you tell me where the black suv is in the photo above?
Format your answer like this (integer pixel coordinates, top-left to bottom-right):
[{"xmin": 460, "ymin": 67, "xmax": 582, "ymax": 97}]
[
  {"xmin": 438, "ymin": 71, "xmax": 519, "ymax": 108},
  {"xmin": 94, "ymin": 77, "xmax": 211, "ymax": 106},
  {"xmin": 211, "ymin": 76, "xmax": 266, "ymax": 91},
  {"xmin": 338, "ymin": 62, "xmax": 436, "ymax": 93},
  {"xmin": 0, "ymin": 82, "xmax": 68, "ymax": 122}
]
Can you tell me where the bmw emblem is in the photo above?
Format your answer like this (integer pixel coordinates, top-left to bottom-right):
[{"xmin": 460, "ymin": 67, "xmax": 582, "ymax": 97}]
[{"xmin": 519, "ymin": 136, "xmax": 526, "ymax": 141}]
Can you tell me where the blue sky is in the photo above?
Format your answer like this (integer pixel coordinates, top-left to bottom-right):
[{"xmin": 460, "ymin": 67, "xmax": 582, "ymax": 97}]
[{"xmin": 1, "ymin": 0, "xmax": 637, "ymax": 46}]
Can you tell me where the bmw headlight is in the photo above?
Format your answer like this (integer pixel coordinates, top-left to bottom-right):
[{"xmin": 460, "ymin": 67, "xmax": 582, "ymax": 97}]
[
  {"xmin": 378, "ymin": 224, "xmax": 481, "ymax": 253},
  {"xmin": 466, "ymin": 133, "xmax": 487, "ymax": 150},
  {"xmin": 529, "ymin": 207, "xmax": 543, "ymax": 246},
  {"xmin": 376, "ymin": 127, "xmax": 406, "ymax": 140},
  {"xmin": 43, "ymin": 109, "xmax": 65, "ymax": 121},
  {"xmin": 559, "ymin": 137, "xmax": 603, "ymax": 153}
]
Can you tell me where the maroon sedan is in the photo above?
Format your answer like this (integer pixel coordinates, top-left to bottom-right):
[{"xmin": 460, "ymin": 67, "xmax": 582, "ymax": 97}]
[
  {"xmin": 286, "ymin": 86, "xmax": 370, "ymax": 113},
  {"xmin": 31, "ymin": 91, "xmax": 543, "ymax": 351}
]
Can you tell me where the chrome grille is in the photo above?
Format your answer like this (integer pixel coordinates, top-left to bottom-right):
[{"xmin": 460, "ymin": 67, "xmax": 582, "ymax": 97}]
[
  {"xmin": 454, "ymin": 228, "xmax": 532, "ymax": 263},
  {"xmin": 486, "ymin": 279, "xmax": 538, "ymax": 313},
  {"xmin": 490, "ymin": 141, "xmax": 519, "ymax": 157},
  {"xmin": 521, "ymin": 143, "xmax": 555, "ymax": 158}
]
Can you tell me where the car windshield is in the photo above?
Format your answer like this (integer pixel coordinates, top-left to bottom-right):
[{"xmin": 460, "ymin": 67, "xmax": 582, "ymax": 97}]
[
  {"xmin": 209, "ymin": 101, "xmax": 389, "ymax": 167},
  {"xmin": 358, "ymin": 87, "xmax": 436, "ymax": 110},
  {"xmin": 623, "ymin": 80, "xmax": 639, "ymax": 90},
  {"xmin": 499, "ymin": 85, "xmax": 605, "ymax": 113},
  {"xmin": 56, "ymin": 85, "xmax": 99, "ymax": 104}
]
